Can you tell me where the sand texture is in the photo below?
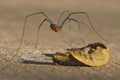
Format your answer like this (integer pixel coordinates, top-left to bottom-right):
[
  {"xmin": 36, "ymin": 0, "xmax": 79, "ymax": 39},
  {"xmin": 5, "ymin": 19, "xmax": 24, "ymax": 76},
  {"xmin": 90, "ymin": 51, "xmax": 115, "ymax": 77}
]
[{"xmin": 0, "ymin": 0, "xmax": 120, "ymax": 80}]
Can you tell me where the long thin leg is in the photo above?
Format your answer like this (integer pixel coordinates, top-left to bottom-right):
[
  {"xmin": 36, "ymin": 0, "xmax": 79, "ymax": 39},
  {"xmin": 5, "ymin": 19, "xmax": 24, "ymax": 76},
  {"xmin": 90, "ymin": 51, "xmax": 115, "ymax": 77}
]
[
  {"xmin": 68, "ymin": 19, "xmax": 73, "ymax": 47},
  {"xmin": 18, "ymin": 12, "xmax": 53, "ymax": 53},
  {"xmin": 9, "ymin": 12, "xmax": 53, "ymax": 63},
  {"xmin": 57, "ymin": 10, "xmax": 70, "ymax": 25},
  {"xmin": 34, "ymin": 19, "xmax": 51, "ymax": 50},
  {"xmin": 0, "ymin": 18, "xmax": 51, "ymax": 70},
  {"xmin": 62, "ymin": 18, "xmax": 91, "ymax": 30},
  {"xmin": 60, "ymin": 12, "xmax": 106, "ymax": 42},
  {"xmin": 61, "ymin": 18, "xmax": 86, "ymax": 45},
  {"xmin": 59, "ymin": 16, "xmax": 88, "ymax": 28},
  {"xmin": 17, "ymin": 18, "xmax": 51, "ymax": 58}
]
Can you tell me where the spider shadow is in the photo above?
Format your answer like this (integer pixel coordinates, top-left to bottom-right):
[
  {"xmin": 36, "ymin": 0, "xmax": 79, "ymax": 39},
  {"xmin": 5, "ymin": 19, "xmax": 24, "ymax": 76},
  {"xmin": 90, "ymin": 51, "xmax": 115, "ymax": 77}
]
[
  {"xmin": 22, "ymin": 60, "xmax": 54, "ymax": 65},
  {"xmin": 21, "ymin": 53, "xmax": 54, "ymax": 65}
]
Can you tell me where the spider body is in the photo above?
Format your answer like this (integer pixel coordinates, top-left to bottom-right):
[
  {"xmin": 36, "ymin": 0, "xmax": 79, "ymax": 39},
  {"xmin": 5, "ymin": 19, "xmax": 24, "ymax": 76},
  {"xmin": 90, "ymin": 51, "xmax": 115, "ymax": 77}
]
[{"xmin": 50, "ymin": 24, "xmax": 62, "ymax": 32}]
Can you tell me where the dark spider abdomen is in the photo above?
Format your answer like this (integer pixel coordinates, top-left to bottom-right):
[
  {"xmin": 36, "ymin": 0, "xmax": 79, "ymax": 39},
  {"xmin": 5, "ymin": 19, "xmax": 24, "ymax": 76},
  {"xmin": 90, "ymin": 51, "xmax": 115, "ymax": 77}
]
[{"xmin": 50, "ymin": 24, "xmax": 62, "ymax": 32}]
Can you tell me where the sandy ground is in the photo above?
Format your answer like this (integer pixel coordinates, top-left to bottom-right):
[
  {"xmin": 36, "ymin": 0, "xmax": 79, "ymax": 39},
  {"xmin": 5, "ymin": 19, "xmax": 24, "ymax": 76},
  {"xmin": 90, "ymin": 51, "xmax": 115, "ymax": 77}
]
[{"xmin": 0, "ymin": 0, "xmax": 120, "ymax": 80}]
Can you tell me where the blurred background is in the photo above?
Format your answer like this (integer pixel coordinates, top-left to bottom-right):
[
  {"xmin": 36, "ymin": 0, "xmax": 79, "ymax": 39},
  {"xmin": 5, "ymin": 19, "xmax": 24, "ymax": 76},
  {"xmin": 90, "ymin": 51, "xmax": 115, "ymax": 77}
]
[{"xmin": 0, "ymin": 0, "xmax": 120, "ymax": 49}]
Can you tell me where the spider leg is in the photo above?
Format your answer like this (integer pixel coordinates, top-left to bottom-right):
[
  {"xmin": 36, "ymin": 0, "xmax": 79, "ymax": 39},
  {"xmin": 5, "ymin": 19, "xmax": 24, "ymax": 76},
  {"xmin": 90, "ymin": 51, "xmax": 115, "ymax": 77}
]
[
  {"xmin": 63, "ymin": 17, "xmax": 90, "ymax": 29},
  {"xmin": 7, "ymin": 12, "xmax": 52, "ymax": 63},
  {"xmin": 2, "ymin": 18, "xmax": 51, "ymax": 69},
  {"xmin": 60, "ymin": 12, "xmax": 106, "ymax": 42},
  {"xmin": 61, "ymin": 17, "xmax": 86, "ymax": 45},
  {"xmin": 34, "ymin": 19, "xmax": 51, "ymax": 50},
  {"xmin": 57, "ymin": 10, "xmax": 70, "ymax": 25},
  {"xmin": 18, "ymin": 12, "xmax": 53, "ymax": 52},
  {"xmin": 16, "ymin": 18, "xmax": 51, "ymax": 59}
]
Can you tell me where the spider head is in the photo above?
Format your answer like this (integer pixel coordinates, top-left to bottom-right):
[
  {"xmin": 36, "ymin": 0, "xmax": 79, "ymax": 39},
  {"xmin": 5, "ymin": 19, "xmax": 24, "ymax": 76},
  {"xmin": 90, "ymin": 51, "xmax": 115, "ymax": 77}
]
[{"xmin": 50, "ymin": 24, "xmax": 62, "ymax": 32}]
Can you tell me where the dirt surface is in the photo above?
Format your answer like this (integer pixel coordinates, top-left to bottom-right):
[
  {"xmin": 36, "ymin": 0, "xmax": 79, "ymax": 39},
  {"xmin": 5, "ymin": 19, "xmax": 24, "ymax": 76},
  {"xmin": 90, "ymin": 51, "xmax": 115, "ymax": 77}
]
[{"xmin": 0, "ymin": 0, "xmax": 120, "ymax": 80}]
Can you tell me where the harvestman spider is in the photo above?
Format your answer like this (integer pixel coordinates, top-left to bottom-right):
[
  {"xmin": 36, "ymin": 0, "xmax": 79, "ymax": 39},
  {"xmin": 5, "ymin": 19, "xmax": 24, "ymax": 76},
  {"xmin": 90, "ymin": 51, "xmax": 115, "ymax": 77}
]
[
  {"xmin": 1, "ymin": 10, "xmax": 106, "ymax": 70},
  {"xmin": 17, "ymin": 10, "xmax": 105, "ymax": 53}
]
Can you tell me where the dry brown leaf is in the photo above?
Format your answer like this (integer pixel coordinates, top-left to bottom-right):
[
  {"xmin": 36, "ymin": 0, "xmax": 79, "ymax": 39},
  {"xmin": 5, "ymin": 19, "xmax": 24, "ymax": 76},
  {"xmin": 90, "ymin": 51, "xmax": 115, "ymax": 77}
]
[{"xmin": 53, "ymin": 42, "xmax": 110, "ymax": 66}]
